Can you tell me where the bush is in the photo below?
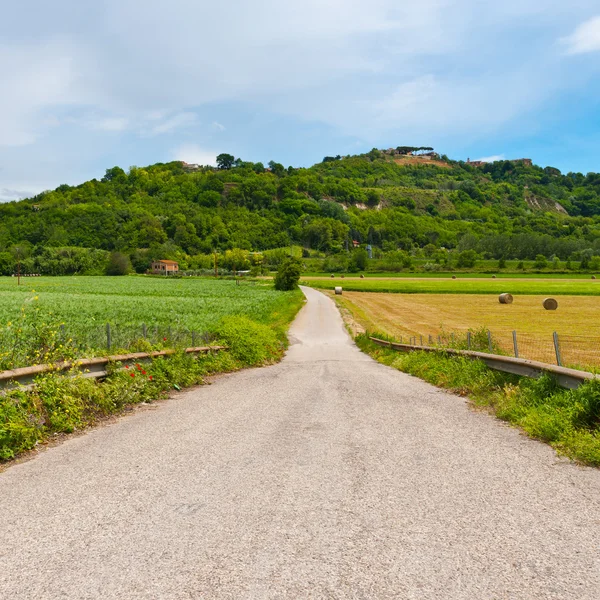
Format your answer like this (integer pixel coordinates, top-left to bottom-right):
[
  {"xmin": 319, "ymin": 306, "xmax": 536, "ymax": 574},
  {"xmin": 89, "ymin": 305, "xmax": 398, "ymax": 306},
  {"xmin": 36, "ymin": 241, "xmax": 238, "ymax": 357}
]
[
  {"xmin": 456, "ymin": 250, "xmax": 478, "ymax": 268},
  {"xmin": 106, "ymin": 252, "xmax": 132, "ymax": 275},
  {"xmin": 213, "ymin": 316, "xmax": 281, "ymax": 366},
  {"xmin": 274, "ymin": 258, "xmax": 302, "ymax": 291}
]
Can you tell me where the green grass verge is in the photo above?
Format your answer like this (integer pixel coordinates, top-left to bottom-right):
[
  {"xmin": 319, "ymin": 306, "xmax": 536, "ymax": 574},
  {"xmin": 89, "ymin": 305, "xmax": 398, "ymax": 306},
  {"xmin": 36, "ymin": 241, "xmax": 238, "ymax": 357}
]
[
  {"xmin": 304, "ymin": 278, "xmax": 600, "ymax": 295},
  {"xmin": 0, "ymin": 289, "xmax": 305, "ymax": 462},
  {"xmin": 356, "ymin": 334, "xmax": 600, "ymax": 467}
]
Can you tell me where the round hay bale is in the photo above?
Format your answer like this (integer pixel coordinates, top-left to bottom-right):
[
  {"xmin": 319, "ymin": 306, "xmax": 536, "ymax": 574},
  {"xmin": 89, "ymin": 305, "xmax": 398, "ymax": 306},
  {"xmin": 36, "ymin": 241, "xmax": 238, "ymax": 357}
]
[
  {"xmin": 492, "ymin": 275, "xmax": 496, "ymax": 279},
  {"xmin": 499, "ymin": 293, "xmax": 514, "ymax": 304},
  {"xmin": 592, "ymin": 275, "xmax": 597, "ymax": 280},
  {"xmin": 451, "ymin": 275, "xmax": 457, "ymax": 280},
  {"xmin": 543, "ymin": 298, "xmax": 558, "ymax": 311},
  {"xmin": 330, "ymin": 274, "xmax": 335, "ymax": 278},
  {"xmin": 334, "ymin": 286, "xmax": 343, "ymax": 295},
  {"xmin": 360, "ymin": 274, "xmax": 365, "ymax": 279},
  {"xmin": 341, "ymin": 275, "xmax": 345, "ymax": 279}
]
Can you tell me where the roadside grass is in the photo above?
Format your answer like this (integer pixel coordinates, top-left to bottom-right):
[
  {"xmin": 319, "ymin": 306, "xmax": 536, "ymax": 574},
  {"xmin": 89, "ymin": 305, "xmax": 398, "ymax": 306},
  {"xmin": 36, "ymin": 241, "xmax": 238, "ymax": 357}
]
[
  {"xmin": 0, "ymin": 289, "xmax": 305, "ymax": 463},
  {"xmin": 304, "ymin": 277, "xmax": 600, "ymax": 295},
  {"xmin": 356, "ymin": 335, "xmax": 600, "ymax": 467}
]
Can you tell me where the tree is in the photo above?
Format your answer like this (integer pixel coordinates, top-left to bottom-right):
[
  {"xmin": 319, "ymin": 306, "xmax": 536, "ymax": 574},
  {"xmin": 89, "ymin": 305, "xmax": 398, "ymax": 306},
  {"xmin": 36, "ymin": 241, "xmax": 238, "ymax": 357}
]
[
  {"xmin": 366, "ymin": 190, "xmax": 380, "ymax": 208},
  {"xmin": 456, "ymin": 250, "xmax": 478, "ymax": 268},
  {"xmin": 268, "ymin": 161, "xmax": 285, "ymax": 176},
  {"xmin": 534, "ymin": 254, "xmax": 548, "ymax": 270},
  {"xmin": 216, "ymin": 153, "xmax": 235, "ymax": 170},
  {"xmin": 349, "ymin": 248, "xmax": 368, "ymax": 272},
  {"xmin": 0, "ymin": 252, "xmax": 15, "ymax": 276},
  {"xmin": 106, "ymin": 252, "xmax": 132, "ymax": 275},
  {"xmin": 222, "ymin": 248, "xmax": 251, "ymax": 273},
  {"xmin": 274, "ymin": 258, "xmax": 302, "ymax": 291}
]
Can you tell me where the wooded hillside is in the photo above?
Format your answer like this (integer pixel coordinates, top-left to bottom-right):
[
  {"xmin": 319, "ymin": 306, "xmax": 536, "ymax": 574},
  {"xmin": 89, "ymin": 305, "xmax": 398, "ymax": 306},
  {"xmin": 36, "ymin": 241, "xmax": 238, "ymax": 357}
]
[{"xmin": 1, "ymin": 149, "xmax": 599, "ymax": 274}]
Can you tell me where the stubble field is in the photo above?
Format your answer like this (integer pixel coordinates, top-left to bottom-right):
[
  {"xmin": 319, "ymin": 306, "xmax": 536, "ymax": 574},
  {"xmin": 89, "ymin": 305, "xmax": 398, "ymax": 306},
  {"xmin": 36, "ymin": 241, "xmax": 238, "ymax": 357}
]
[{"xmin": 334, "ymin": 290, "xmax": 600, "ymax": 369}]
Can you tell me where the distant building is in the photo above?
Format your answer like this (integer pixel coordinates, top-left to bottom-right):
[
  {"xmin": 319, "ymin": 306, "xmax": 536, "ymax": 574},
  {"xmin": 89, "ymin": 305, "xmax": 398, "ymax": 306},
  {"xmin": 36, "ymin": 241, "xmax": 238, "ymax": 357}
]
[
  {"xmin": 151, "ymin": 260, "xmax": 179, "ymax": 275},
  {"xmin": 513, "ymin": 158, "xmax": 533, "ymax": 167},
  {"xmin": 180, "ymin": 162, "xmax": 200, "ymax": 171},
  {"xmin": 466, "ymin": 158, "xmax": 486, "ymax": 167},
  {"xmin": 467, "ymin": 157, "xmax": 533, "ymax": 168},
  {"xmin": 352, "ymin": 240, "xmax": 360, "ymax": 248}
]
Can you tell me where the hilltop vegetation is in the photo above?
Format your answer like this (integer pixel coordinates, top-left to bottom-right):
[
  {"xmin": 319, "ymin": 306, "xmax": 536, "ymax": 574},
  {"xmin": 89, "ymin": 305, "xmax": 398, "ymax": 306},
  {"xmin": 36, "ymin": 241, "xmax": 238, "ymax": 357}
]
[{"xmin": 1, "ymin": 149, "xmax": 600, "ymax": 274}]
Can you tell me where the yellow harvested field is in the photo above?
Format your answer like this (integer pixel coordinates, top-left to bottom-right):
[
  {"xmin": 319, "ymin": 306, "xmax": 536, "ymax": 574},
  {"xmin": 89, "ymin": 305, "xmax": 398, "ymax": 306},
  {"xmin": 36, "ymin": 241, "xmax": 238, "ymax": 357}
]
[{"xmin": 338, "ymin": 292, "xmax": 600, "ymax": 369}]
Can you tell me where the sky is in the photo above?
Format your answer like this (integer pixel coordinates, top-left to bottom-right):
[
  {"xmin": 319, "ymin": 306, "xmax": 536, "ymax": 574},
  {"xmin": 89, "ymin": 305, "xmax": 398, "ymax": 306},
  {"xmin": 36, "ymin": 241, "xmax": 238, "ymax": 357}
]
[{"xmin": 1, "ymin": 0, "xmax": 600, "ymax": 202}]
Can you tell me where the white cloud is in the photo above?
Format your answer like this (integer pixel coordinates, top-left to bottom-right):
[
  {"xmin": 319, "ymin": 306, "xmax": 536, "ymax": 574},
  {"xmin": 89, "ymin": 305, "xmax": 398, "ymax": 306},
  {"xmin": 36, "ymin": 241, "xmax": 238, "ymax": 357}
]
[
  {"xmin": 0, "ymin": 188, "xmax": 34, "ymax": 203},
  {"xmin": 93, "ymin": 117, "xmax": 130, "ymax": 132},
  {"xmin": 171, "ymin": 144, "xmax": 217, "ymax": 166},
  {"xmin": 146, "ymin": 112, "xmax": 198, "ymax": 136},
  {"xmin": 0, "ymin": 39, "xmax": 80, "ymax": 147},
  {"xmin": 562, "ymin": 15, "xmax": 600, "ymax": 54},
  {"xmin": 473, "ymin": 155, "xmax": 505, "ymax": 163},
  {"xmin": 0, "ymin": 0, "xmax": 599, "ymax": 192}
]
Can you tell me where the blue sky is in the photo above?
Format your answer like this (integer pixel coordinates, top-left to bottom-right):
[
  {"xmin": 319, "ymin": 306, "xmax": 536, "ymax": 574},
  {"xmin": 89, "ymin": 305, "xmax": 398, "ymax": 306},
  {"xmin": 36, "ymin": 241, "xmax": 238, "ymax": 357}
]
[{"xmin": 1, "ymin": 1, "xmax": 600, "ymax": 201}]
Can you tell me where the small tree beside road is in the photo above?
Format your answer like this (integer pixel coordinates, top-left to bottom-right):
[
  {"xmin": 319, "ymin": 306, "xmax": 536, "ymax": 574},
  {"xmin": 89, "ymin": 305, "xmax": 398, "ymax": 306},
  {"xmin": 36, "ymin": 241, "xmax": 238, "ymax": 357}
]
[{"xmin": 274, "ymin": 258, "xmax": 302, "ymax": 291}]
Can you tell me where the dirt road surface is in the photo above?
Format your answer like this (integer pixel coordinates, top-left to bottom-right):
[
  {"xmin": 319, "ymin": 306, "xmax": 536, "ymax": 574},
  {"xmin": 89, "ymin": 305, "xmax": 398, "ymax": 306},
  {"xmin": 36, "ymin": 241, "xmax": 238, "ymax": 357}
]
[{"xmin": 1, "ymin": 287, "xmax": 600, "ymax": 599}]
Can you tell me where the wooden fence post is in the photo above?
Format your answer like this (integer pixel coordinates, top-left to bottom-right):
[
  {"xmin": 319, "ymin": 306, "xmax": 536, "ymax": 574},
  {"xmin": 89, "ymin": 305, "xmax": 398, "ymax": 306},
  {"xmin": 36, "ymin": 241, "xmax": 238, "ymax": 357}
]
[
  {"xmin": 513, "ymin": 330, "xmax": 518, "ymax": 358},
  {"xmin": 553, "ymin": 332, "xmax": 562, "ymax": 366},
  {"xmin": 106, "ymin": 323, "xmax": 111, "ymax": 351}
]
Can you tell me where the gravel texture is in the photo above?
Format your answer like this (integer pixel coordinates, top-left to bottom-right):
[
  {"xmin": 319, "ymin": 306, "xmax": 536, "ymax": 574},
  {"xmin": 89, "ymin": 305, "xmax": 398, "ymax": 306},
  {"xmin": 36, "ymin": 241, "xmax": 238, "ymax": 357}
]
[{"xmin": 1, "ymin": 286, "xmax": 600, "ymax": 599}]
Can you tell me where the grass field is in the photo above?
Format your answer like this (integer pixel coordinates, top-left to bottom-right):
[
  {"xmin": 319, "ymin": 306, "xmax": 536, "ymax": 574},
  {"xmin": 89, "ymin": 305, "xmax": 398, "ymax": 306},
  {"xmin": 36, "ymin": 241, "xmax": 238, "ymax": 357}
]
[
  {"xmin": 304, "ymin": 276, "xmax": 600, "ymax": 295},
  {"xmin": 335, "ymin": 291, "xmax": 600, "ymax": 369},
  {"xmin": 0, "ymin": 276, "xmax": 301, "ymax": 369}
]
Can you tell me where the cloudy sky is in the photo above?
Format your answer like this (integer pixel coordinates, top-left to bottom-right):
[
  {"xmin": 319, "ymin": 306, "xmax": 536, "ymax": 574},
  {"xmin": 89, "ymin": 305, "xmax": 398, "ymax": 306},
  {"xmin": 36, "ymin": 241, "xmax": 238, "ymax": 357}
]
[{"xmin": 1, "ymin": 0, "xmax": 600, "ymax": 201}]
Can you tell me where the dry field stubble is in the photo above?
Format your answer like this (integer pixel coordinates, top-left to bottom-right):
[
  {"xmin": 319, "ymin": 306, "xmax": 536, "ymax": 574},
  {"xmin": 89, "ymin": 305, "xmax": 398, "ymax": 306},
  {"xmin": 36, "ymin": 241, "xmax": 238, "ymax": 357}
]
[{"xmin": 336, "ymin": 292, "xmax": 600, "ymax": 369}]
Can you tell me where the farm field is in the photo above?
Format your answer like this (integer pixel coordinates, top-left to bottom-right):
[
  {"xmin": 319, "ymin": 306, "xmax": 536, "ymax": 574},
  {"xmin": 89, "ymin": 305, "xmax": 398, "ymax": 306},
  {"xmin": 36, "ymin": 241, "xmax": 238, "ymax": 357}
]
[
  {"xmin": 304, "ymin": 276, "xmax": 600, "ymax": 296},
  {"xmin": 303, "ymin": 272, "xmax": 600, "ymax": 279},
  {"xmin": 334, "ymin": 291, "xmax": 600, "ymax": 370},
  {"xmin": 0, "ymin": 276, "xmax": 301, "ymax": 370}
]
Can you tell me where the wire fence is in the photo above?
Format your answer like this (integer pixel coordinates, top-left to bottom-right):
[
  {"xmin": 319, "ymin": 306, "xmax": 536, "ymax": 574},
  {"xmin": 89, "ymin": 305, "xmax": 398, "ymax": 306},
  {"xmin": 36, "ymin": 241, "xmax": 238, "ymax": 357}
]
[
  {"xmin": 66, "ymin": 323, "xmax": 217, "ymax": 354},
  {"xmin": 396, "ymin": 329, "xmax": 600, "ymax": 372},
  {"xmin": 0, "ymin": 322, "xmax": 217, "ymax": 372}
]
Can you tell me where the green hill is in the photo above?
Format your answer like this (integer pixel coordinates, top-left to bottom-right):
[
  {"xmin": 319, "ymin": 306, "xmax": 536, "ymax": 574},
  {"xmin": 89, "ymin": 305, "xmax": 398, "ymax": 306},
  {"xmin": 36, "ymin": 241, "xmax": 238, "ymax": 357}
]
[{"xmin": 1, "ymin": 149, "xmax": 599, "ymax": 275}]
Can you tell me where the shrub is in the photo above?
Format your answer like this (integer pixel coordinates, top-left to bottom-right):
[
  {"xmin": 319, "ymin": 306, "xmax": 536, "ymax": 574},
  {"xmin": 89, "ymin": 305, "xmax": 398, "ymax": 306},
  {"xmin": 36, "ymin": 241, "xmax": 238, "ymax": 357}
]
[
  {"xmin": 213, "ymin": 316, "xmax": 281, "ymax": 366},
  {"xmin": 456, "ymin": 250, "xmax": 478, "ymax": 268},
  {"xmin": 106, "ymin": 252, "xmax": 132, "ymax": 276},
  {"xmin": 274, "ymin": 258, "xmax": 302, "ymax": 291}
]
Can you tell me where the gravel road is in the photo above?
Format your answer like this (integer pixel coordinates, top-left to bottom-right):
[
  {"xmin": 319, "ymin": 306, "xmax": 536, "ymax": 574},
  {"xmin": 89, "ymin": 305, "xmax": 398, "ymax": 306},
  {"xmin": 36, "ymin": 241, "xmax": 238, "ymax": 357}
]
[{"xmin": 2, "ymin": 286, "xmax": 600, "ymax": 599}]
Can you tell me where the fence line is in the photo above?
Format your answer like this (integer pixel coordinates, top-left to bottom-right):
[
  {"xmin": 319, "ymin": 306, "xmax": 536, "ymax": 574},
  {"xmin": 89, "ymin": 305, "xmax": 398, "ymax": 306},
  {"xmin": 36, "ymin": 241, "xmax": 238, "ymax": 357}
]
[
  {"xmin": 0, "ymin": 345, "xmax": 226, "ymax": 391},
  {"xmin": 0, "ymin": 321, "xmax": 221, "ymax": 373},
  {"xmin": 369, "ymin": 337, "xmax": 598, "ymax": 389},
  {"xmin": 383, "ymin": 328, "xmax": 600, "ymax": 372}
]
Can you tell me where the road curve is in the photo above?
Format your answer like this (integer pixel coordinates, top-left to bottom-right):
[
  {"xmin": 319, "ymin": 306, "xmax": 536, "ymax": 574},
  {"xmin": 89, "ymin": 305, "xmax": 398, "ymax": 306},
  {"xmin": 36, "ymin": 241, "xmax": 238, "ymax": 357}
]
[{"xmin": 2, "ymin": 286, "xmax": 600, "ymax": 599}]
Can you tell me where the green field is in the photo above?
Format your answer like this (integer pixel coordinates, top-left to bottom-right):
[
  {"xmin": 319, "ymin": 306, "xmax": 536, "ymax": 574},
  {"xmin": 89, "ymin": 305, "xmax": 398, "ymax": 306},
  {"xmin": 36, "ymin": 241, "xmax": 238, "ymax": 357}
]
[
  {"xmin": 0, "ymin": 276, "xmax": 300, "ymax": 369},
  {"xmin": 303, "ymin": 276, "xmax": 600, "ymax": 295}
]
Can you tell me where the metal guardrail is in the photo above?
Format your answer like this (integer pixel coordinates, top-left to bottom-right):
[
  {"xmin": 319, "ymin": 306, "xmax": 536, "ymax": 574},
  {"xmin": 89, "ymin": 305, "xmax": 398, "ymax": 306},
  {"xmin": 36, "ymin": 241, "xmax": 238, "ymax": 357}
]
[
  {"xmin": 0, "ymin": 346, "xmax": 226, "ymax": 391},
  {"xmin": 369, "ymin": 337, "xmax": 599, "ymax": 389}
]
